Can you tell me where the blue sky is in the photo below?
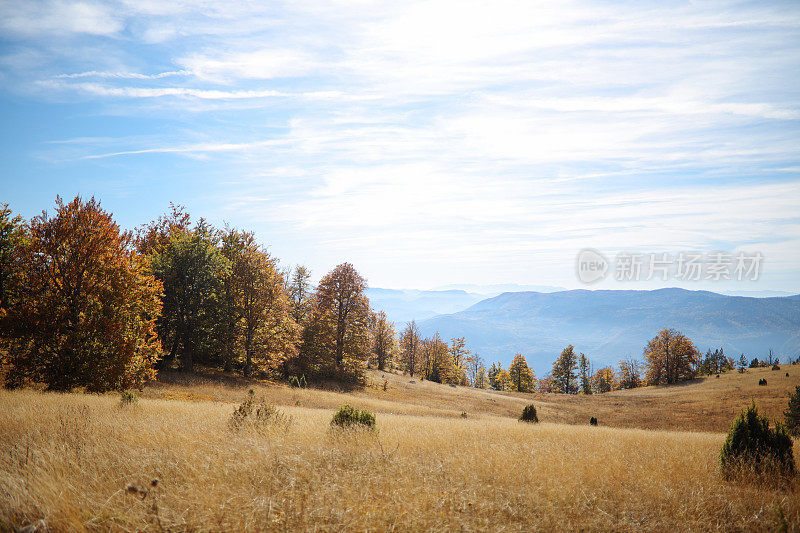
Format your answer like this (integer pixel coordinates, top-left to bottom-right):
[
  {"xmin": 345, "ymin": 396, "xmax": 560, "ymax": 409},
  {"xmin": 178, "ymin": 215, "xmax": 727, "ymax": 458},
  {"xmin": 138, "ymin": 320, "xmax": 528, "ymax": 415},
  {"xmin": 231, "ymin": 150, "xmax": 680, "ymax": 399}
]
[{"xmin": 1, "ymin": 0, "xmax": 799, "ymax": 291}]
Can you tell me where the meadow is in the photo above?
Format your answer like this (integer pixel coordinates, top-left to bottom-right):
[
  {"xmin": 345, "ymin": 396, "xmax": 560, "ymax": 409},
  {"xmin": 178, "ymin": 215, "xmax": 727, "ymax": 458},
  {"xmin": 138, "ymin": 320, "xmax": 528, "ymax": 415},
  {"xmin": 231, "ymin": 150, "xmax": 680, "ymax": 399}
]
[{"xmin": 1, "ymin": 365, "xmax": 798, "ymax": 531}]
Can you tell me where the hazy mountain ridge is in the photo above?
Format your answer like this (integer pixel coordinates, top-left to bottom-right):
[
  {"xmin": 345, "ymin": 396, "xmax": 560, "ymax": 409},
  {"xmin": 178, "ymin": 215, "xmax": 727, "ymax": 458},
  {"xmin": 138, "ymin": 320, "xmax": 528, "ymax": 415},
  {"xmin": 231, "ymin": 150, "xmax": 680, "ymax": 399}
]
[
  {"xmin": 416, "ymin": 288, "xmax": 800, "ymax": 374},
  {"xmin": 366, "ymin": 284, "xmax": 568, "ymax": 324},
  {"xmin": 365, "ymin": 288, "xmax": 486, "ymax": 323}
]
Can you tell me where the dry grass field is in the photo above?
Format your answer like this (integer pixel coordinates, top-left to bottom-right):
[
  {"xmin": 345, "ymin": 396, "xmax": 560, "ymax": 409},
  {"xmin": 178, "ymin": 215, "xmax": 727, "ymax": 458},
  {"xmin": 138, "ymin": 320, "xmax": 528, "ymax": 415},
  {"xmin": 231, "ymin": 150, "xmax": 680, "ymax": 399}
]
[
  {"xmin": 1, "ymin": 364, "xmax": 798, "ymax": 531},
  {"xmin": 147, "ymin": 363, "xmax": 799, "ymax": 432}
]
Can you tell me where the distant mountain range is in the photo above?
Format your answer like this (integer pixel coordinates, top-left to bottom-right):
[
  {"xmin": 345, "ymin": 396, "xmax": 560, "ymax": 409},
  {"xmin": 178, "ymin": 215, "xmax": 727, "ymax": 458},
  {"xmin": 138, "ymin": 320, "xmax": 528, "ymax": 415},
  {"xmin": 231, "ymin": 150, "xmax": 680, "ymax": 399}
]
[
  {"xmin": 365, "ymin": 284, "xmax": 567, "ymax": 324},
  {"xmin": 407, "ymin": 288, "xmax": 800, "ymax": 374},
  {"xmin": 433, "ymin": 283, "xmax": 567, "ymax": 295},
  {"xmin": 365, "ymin": 288, "xmax": 486, "ymax": 323}
]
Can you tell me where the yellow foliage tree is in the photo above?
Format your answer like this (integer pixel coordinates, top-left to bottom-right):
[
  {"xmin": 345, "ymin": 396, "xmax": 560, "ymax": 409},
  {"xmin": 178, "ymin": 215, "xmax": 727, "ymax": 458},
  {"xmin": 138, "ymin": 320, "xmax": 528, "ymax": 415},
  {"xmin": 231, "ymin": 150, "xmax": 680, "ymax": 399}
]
[
  {"xmin": 495, "ymin": 369, "xmax": 511, "ymax": 391},
  {"xmin": 508, "ymin": 353, "xmax": 535, "ymax": 392},
  {"xmin": 591, "ymin": 367, "xmax": 617, "ymax": 393}
]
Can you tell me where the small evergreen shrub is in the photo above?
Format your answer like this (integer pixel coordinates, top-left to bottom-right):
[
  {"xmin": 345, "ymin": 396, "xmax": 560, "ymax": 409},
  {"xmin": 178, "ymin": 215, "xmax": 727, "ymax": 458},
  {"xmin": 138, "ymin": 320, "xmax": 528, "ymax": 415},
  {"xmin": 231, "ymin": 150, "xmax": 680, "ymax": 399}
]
[
  {"xmin": 119, "ymin": 390, "xmax": 138, "ymax": 407},
  {"xmin": 590, "ymin": 417, "xmax": 598, "ymax": 426},
  {"xmin": 720, "ymin": 404, "xmax": 795, "ymax": 483},
  {"xmin": 758, "ymin": 379, "xmax": 767, "ymax": 386},
  {"xmin": 519, "ymin": 405, "xmax": 538, "ymax": 423},
  {"xmin": 785, "ymin": 386, "xmax": 800, "ymax": 437},
  {"xmin": 331, "ymin": 404, "xmax": 376, "ymax": 429},
  {"xmin": 772, "ymin": 364, "xmax": 781, "ymax": 371},
  {"xmin": 229, "ymin": 390, "xmax": 291, "ymax": 431}
]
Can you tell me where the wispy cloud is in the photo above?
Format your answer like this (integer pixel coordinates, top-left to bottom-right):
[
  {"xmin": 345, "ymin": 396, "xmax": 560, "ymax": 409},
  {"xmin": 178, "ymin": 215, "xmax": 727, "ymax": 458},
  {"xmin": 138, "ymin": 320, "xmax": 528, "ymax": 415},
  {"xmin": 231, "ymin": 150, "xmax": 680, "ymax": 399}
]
[
  {"xmin": 2, "ymin": 0, "xmax": 799, "ymax": 289},
  {"xmin": 55, "ymin": 70, "xmax": 192, "ymax": 79}
]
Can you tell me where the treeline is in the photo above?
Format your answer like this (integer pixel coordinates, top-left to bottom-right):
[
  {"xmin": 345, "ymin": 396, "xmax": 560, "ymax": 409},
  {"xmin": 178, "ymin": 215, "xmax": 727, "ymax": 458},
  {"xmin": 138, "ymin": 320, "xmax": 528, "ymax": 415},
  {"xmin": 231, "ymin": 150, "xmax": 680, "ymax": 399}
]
[
  {"xmin": 1, "ymin": 198, "xmax": 790, "ymax": 395},
  {"xmin": 0, "ymin": 197, "xmax": 458, "ymax": 392},
  {"xmin": 394, "ymin": 322, "xmax": 477, "ymax": 385},
  {"xmin": 481, "ymin": 328, "xmax": 788, "ymax": 394}
]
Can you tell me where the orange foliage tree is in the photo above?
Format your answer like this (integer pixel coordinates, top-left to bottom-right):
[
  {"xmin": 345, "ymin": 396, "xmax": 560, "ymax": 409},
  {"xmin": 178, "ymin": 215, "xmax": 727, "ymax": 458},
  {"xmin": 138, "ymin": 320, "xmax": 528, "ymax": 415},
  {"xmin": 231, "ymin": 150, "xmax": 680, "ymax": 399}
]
[
  {"xmin": 591, "ymin": 367, "xmax": 617, "ymax": 393},
  {"xmin": 1, "ymin": 196, "xmax": 162, "ymax": 392},
  {"xmin": 298, "ymin": 263, "xmax": 372, "ymax": 382},
  {"xmin": 643, "ymin": 328, "xmax": 699, "ymax": 385}
]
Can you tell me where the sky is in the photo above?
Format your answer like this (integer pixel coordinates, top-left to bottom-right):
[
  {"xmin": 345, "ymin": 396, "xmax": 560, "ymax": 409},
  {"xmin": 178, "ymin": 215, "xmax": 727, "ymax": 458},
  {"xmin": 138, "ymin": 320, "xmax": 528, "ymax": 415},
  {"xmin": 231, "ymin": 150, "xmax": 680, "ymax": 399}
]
[{"xmin": 1, "ymin": 0, "xmax": 799, "ymax": 292}]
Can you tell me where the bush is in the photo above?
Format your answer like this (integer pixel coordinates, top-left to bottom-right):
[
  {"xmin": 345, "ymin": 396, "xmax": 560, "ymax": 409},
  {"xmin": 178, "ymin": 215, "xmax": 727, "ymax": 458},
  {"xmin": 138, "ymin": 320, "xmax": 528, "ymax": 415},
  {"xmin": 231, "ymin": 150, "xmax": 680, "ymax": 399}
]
[
  {"xmin": 331, "ymin": 404, "xmax": 376, "ymax": 429},
  {"xmin": 590, "ymin": 417, "xmax": 598, "ymax": 426},
  {"xmin": 119, "ymin": 390, "xmax": 138, "ymax": 407},
  {"xmin": 720, "ymin": 404, "xmax": 795, "ymax": 483},
  {"xmin": 289, "ymin": 375, "xmax": 307, "ymax": 388},
  {"xmin": 229, "ymin": 390, "xmax": 291, "ymax": 431},
  {"xmin": 519, "ymin": 405, "xmax": 538, "ymax": 423},
  {"xmin": 759, "ymin": 379, "xmax": 767, "ymax": 386},
  {"xmin": 785, "ymin": 386, "xmax": 800, "ymax": 437},
  {"xmin": 772, "ymin": 364, "xmax": 781, "ymax": 371}
]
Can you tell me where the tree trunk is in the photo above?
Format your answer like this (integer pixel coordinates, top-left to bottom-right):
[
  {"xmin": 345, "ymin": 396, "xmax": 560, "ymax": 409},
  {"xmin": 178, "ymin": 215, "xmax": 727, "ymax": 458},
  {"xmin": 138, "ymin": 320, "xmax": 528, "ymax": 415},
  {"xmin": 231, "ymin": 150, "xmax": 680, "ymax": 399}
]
[
  {"xmin": 183, "ymin": 340, "xmax": 193, "ymax": 372},
  {"xmin": 243, "ymin": 330, "xmax": 252, "ymax": 377}
]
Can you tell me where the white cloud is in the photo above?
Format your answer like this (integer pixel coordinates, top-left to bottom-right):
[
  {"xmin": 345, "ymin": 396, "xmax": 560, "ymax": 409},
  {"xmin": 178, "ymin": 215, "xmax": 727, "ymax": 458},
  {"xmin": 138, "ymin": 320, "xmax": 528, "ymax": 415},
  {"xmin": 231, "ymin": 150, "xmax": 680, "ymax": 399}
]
[
  {"xmin": 178, "ymin": 49, "xmax": 318, "ymax": 82},
  {"xmin": 0, "ymin": 0, "xmax": 123, "ymax": 37}
]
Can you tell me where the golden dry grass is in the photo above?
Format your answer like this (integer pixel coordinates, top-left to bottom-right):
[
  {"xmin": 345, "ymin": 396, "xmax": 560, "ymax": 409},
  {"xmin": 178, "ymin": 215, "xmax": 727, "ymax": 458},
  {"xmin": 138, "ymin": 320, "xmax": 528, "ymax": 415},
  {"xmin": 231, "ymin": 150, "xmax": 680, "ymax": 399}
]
[
  {"xmin": 145, "ymin": 363, "xmax": 800, "ymax": 433},
  {"xmin": 1, "ymin": 366, "xmax": 799, "ymax": 532}
]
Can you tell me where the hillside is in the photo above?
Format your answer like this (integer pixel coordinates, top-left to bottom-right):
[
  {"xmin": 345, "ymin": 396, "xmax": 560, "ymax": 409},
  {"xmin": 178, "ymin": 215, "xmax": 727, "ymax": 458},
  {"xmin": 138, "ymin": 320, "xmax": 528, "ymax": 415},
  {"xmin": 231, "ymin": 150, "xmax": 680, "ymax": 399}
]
[
  {"xmin": 145, "ymin": 363, "xmax": 800, "ymax": 434},
  {"xmin": 1, "ymin": 366, "xmax": 798, "ymax": 531},
  {"xmin": 418, "ymin": 288, "xmax": 800, "ymax": 372}
]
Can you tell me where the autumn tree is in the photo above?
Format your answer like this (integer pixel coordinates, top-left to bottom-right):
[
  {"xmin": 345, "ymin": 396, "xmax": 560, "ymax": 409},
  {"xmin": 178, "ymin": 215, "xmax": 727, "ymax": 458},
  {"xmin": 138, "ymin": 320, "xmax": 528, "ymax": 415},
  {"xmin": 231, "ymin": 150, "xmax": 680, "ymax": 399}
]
[
  {"xmin": 0, "ymin": 203, "xmax": 24, "ymax": 311},
  {"xmin": 1, "ymin": 196, "xmax": 161, "ymax": 392},
  {"xmin": 579, "ymin": 353, "xmax": 592, "ymax": 395},
  {"xmin": 617, "ymin": 358, "xmax": 642, "ymax": 389},
  {"xmin": 288, "ymin": 265, "xmax": 312, "ymax": 325},
  {"xmin": 147, "ymin": 219, "xmax": 228, "ymax": 371},
  {"xmin": 475, "ymin": 365, "xmax": 488, "ymax": 389},
  {"xmin": 400, "ymin": 320, "xmax": 421, "ymax": 377},
  {"xmin": 643, "ymin": 328, "xmax": 700, "ymax": 385},
  {"xmin": 135, "ymin": 202, "xmax": 191, "ymax": 257},
  {"xmin": 537, "ymin": 374, "xmax": 554, "ymax": 393},
  {"xmin": 372, "ymin": 310, "xmax": 396, "ymax": 370},
  {"xmin": 449, "ymin": 337, "xmax": 469, "ymax": 385},
  {"xmin": 551, "ymin": 344, "xmax": 578, "ymax": 394},
  {"xmin": 591, "ymin": 367, "xmax": 617, "ymax": 393},
  {"xmin": 495, "ymin": 368, "xmax": 511, "ymax": 391},
  {"xmin": 466, "ymin": 352, "xmax": 485, "ymax": 387},
  {"xmin": 298, "ymin": 263, "xmax": 372, "ymax": 382},
  {"xmin": 508, "ymin": 354, "xmax": 535, "ymax": 393},
  {"xmin": 220, "ymin": 228, "xmax": 296, "ymax": 377},
  {"xmin": 419, "ymin": 333, "xmax": 453, "ymax": 383}
]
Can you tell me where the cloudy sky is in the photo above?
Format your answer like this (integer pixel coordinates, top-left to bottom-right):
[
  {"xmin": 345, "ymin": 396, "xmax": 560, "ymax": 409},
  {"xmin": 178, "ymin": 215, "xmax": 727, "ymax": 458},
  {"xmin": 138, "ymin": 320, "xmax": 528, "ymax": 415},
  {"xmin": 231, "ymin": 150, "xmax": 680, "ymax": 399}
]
[{"xmin": 1, "ymin": 0, "xmax": 799, "ymax": 291}]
